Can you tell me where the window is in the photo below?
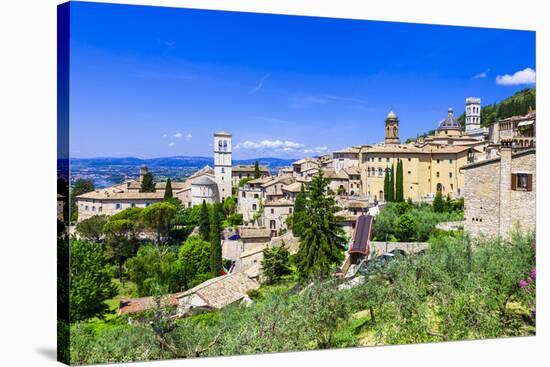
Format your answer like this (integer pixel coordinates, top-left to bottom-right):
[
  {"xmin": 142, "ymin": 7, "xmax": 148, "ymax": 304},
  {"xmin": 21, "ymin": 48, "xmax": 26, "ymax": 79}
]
[
  {"xmin": 254, "ymin": 193, "xmax": 259, "ymax": 199},
  {"xmin": 252, "ymin": 204, "xmax": 257, "ymax": 211},
  {"xmin": 408, "ymin": 158, "xmax": 411, "ymax": 162},
  {"xmin": 378, "ymin": 168, "xmax": 383, "ymax": 176},
  {"xmin": 451, "ymin": 183, "xmax": 454, "ymax": 190},
  {"xmin": 512, "ymin": 173, "xmax": 532, "ymax": 191},
  {"xmin": 98, "ymin": 207, "xmax": 102, "ymax": 212},
  {"xmin": 436, "ymin": 159, "xmax": 440, "ymax": 164},
  {"xmin": 270, "ymin": 220, "xmax": 276, "ymax": 229},
  {"xmin": 408, "ymin": 171, "xmax": 411, "ymax": 175},
  {"xmin": 449, "ymin": 159, "xmax": 453, "ymax": 164},
  {"xmin": 436, "ymin": 172, "xmax": 440, "ymax": 178},
  {"xmin": 386, "ymin": 158, "xmax": 390, "ymax": 162},
  {"xmin": 289, "ymin": 208, "xmax": 292, "ymax": 214},
  {"xmin": 115, "ymin": 203, "xmax": 121, "ymax": 210},
  {"xmin": 85, "ymin": 205, "xmax": 89, "ymax": 211},
  {"xmin": 449, "ymin": 172, "xmax": 453, "ymax": 179},
  {"xmin": 221, "ymin": 167, "xmax": 225, "ymax": 173},
  {"xmin": 242, "ymin": 191, "xmax": 246, "ymax": 198},
  {"xmin": 92, "ymin": 206, "xmax": 96, "ymax": 212},
  {"xmin": 131, "ymin": 203, "xmax": 136, "ymax": 207},
  {"xmin": 378, "ymin": 157, "xmax": 382, "ymax": 162},
  {"xmin": 271, "ymin": 208, "xmax": 274, "ymax": 214}
]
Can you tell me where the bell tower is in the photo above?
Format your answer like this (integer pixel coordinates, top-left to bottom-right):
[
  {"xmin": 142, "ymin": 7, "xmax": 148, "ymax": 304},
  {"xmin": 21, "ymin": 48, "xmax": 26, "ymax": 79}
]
[
  {"xmin": 213, "ymin": 131, "xmax": 232, "ymax": 202},
  {"xmin": 385, "ymin": 110, "xmax": 399, "ymax": 144}
]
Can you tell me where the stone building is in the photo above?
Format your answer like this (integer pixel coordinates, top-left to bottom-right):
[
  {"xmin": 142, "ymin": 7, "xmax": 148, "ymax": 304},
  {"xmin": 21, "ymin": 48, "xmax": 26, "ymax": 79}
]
[
  {"xmin": 461, "ymin": 143, "xmax": 535, "ymax": 238},
  {"xmin": 332, "ymin": 147, "xmax": 361, "ymax": 172},
  {"xmin": 385, "ymin": 110, "xmax": 400, "ymax": 144},
  {"xmin": 231, "ymin": 164, "xmax": 269, "ymax": 186},
  {"xmin": 359, "ymin": 108, "xmax": 486, "ymax": 201},
  {"xmin": 264, "ymin": 198, "xmax": 294, "ymax": 236}
]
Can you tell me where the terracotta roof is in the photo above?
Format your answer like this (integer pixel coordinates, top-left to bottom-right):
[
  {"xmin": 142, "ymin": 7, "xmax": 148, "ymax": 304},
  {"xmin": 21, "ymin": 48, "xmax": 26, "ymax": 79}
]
[
  {"xmin": 189, "ymin": 166, "xmax": 214, "ymax": 179},
  {"xmin": 77, "ymin": 190, "xmax": 164, "ymax": 201},
  {"xmin": 177, "ymin": 272, "xmax": 259, "ymax": 310},
  {"xmin": 293, "ymin": 157, "xmax": 319, "ymax": 165},
  {"xmin": 260, "ymin": 176, "xmax": 295, "ymax": 188},
  {"xmin": 333, "ymin": 147, "xmax": 361, "ymax": 154},
  {"xmin": 240, "ymin": 226, "xmax": 271, "ymax": 239},
  {"xmin": 119, "ymin": 292, "xmax": 183, "ymax": 315},
  {"xmin": 282, "ymin": 181, "xmax": 303, "ymax": 193},
  {"xmin": 363, "ymin": 144, "xmax": 426, "ymax": 154},
  {"xmin": 428, "ymin": 145, "xmax": 472, "ymax": 154},
  {"xmin": 214, "ymin": 131, "xmax": 232, "ymax": 137},
  {"xmin": 246, "ymin": 177, "xmax": 274, "ymax": 185},
  {"xmin": 343, "ymin": 166, "xmax": 361, "ymax": 176},
  {"xmin": 232, "ymin": 165, "xmax": 269, "ymax": 173},
  {"xmin": 264, "ymin": 198, "xmax": 294, "ymax": 207},
  {"xmin": 323, "ymin": 168, "xmax": 349, "ymax": 180}
]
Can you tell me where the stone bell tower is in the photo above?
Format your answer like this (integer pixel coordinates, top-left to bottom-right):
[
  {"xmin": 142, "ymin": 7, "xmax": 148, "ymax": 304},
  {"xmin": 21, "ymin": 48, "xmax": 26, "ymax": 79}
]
[
  {"xmin": 213, "ymin": 131, "xmax": 232, "ymax": 202},
  {"xmin": 385, "ymin": 110, "xmax": 400, "ymax": 144}
]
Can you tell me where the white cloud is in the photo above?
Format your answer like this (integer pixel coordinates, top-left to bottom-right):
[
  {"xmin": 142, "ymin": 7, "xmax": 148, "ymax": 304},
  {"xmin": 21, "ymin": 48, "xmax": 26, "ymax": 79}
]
[
  {"xmin": 472, "ymin": 69, "xmax": 489, "ymax": 79},
  {"xmin": 250, "ymin": 73, "xmax": 271, "ymax": 94},
  {"xmin": 236, "ymin": 139, "xmax": 305, "ymax": 150},
  {"xmin": 168, "ymin": 142, "xmax": 175, "ymax": 147},
  {"xmin": 162, "ymin": 134, "xmax": 168, "ymax": 138},
  {"xmin": 302, "ymin": 146, "xmax": 329, "ymax": 154},
  {"xmin": 173, "ymin": 132, "xmax": 192, "ymax": 141},
  {"xmin": 496, "ymin": 68, "xmax": 536, "ymax": 85}
]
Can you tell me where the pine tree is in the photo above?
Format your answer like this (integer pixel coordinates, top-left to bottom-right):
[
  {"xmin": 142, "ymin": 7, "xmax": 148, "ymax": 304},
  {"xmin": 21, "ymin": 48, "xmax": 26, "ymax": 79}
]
[
  {"xmin": 292, "ymin": 184, "xmax": 307, "ymax": 237},
  {"xmin": 254, "ymin": 160, "xmax": 261, "ymax": 179},
  {"xmin": 383, "ymin": 168, "xmax": 390, "ymax": 202},
  {"xmin": 199, "ymin": 200, "xmax": 210, "ymax": 241},
  {"xmin": 388, "ymin": 164, "xmax": 395, "ymax": 202},
  {"xmin": 395, "ymin": 160, "xmax": 404, "ymax": 202},
  {"xmin": 296, "ymin": 171, "xmax": 346, "ymax": 279},
  {"xmin": 164, "ymin": 178, "xmax": 173, "ymax": 200},
  {"xmin": 140, "ymin": 172, "xmax": 156, "ymax": 192},
  {"xmin": 209, "ymin": 204, "xmax": 223, "ymax": 276}
]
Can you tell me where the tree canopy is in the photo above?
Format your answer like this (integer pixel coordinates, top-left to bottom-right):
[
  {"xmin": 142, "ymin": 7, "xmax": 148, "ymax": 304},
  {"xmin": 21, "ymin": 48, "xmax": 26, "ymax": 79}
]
[
  {"xmin": 296, "ymin": 171, "xmax": 346, "ymax": 279},
  {"xmin": 140, "ymin": 172, "xmax": 156, "ymax": 193},
  {"xmin": 70, "ymin": 240, "xmax": 118, "ymax": 321}
]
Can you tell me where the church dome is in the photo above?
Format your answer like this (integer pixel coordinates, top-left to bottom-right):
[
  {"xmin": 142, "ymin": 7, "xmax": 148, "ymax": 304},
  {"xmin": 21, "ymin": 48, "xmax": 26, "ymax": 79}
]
[
  {"xmin": 191, "ymin": 175, "xmax": 216, "ymax": 186},
  {"xmin": 437, "ymin": 108, "xmax": 461, "ymax": 131}
]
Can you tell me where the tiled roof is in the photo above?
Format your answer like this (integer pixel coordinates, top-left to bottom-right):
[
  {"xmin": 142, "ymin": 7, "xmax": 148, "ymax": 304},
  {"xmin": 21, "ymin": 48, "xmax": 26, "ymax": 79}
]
[
  {"xmin": 282, "ymin": 181, "xmax": 303, "ymax": 193},
  {"xmin": 343, "ymin": 166, "xmax": 361, "ymax": 175},
  {"xmin": 239, "ymin": 227, "xmax": 272, "ymax": 239},
  {"xmin": 264, "ymin": 198, "xmax": 294, "ymax": 207},
  {"xmin": 323, "ymin": 168, "xmax": 349, "ymax": 180},
  {"xmin": 333, "ymin": 147, "xmax": 361, "ymax": 154},
  {"xmin": 77, "ymin": 190, "xmax": 164, "ymax": 201},
  {"xmin": 177, "ymin": 272, "xmax": 259, "ymax": 310},
  {"xmin": 363, "ymin": 144, "xmax": 426, "ymax": 154},
  {"xmin": 119, "ymin": 292, "xmax": 183, "ymax": 315},
  {"xmin": 232, "ymin": 164, "xmax": 269, "ymax": 173}
]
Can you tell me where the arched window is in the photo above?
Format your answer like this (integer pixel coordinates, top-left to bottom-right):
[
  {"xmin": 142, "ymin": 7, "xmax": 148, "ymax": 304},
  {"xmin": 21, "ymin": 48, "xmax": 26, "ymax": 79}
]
[
  {"xmin": 393, "ymin": 126, "xmax": 397, "ymax": 136},
  {"xmin": 378, "ymin": 168, "xmax": 383, "ymax": 176},
  {"xmin": 218, "ymin": 140, "xmax": 222, "ymax": 150},
  {"xmin": 223, "ymin": 140, "xmax": 228, "ymax": 151}
]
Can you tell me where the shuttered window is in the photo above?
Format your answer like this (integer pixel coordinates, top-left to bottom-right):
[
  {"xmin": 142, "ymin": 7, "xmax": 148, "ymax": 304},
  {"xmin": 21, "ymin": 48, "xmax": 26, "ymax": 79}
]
[{"xmin": 512, "ymin": 173, "xmax": 532, "ymax": 192}]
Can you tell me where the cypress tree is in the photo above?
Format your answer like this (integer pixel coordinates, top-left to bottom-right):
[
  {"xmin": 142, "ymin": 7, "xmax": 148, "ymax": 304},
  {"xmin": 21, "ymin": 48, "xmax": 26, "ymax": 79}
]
[
  {"xmin": 396, "ymin": 160, "xmax": 404, "ymax": 202},
  {"xmin": 164, "ymin": 178, "xmax": 173, "ymax": 200},
  {"xmin": 433, "ymin": 191, "xmax": 445, "ymax": 213},
  {"xmin": 388, "ymin": 164, "xmax": 395, "ymax": 202},
  {"xmin": 199, "ymin": 200, "xmax": 210, "ymax": 241},
  {"xmin": 296, "ymin": 171, "xmax": 346, "ymax": 279},
  {"xmin": 140, "ymin": 172, "xmax": 155, "ymax": 193},
  {"xmin": 383, "ymin": 168, "xmax": 390, "ymax": 202},
  {"xmin": 292, "ymin": 184, "xmax": 307, "ymax": 237},
  {"xmin": 254, "ymin": 160, "xmax": 261, "ymax": 179},
  {"xmin": 209, "ymin": 204, "xmax": 223, "ymax": 276}
]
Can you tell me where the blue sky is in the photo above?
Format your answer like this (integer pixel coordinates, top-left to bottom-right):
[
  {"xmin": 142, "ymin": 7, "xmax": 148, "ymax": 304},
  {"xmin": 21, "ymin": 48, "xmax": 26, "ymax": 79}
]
[{"xmin": 69, "ymin": 1, "xmax": 536, "ymax": 159}]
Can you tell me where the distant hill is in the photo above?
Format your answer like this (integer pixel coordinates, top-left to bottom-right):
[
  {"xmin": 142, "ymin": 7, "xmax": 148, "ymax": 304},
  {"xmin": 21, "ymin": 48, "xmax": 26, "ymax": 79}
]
[
  {"xmin": 457, "ymin": 87, "xmax": 536, "ymax": 128},
  {"xmin": 71, "ymin": 156, "xmax": 297, "ymax": 169}
]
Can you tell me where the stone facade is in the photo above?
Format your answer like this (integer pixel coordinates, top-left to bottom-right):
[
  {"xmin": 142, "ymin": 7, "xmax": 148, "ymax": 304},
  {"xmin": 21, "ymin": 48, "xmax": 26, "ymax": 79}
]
[{"xmin": 462, "ymin": 146, "xmax": 535, "ymax": 238}]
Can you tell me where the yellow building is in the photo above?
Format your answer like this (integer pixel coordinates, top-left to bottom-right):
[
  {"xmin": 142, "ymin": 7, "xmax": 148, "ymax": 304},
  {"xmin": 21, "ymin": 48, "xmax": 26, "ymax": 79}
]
[{"xmin": 360, "ymin": 109, "xmax": 484, "ymax": 201}]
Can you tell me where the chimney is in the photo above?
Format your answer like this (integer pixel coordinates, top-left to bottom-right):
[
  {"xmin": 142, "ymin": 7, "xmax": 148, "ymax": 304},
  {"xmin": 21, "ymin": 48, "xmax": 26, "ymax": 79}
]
[{"xmin": 139, "ymin": 165, "xmax": 149, "ymax": 183}]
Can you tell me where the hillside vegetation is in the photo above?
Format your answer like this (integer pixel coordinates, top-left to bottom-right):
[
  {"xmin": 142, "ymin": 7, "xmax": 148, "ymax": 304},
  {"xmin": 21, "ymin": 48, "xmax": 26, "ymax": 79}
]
[{"xmin": 457, "ymin": 87, "xmax": 536, "ymax": 128}]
